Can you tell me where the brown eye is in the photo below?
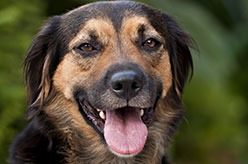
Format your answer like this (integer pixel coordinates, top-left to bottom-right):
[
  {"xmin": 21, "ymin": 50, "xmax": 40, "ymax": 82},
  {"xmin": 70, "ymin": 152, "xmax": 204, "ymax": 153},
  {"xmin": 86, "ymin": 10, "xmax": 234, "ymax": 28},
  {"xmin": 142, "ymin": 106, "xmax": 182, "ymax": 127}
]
[
  {"xmin": 143, "ymin": 38, "xmax": 160, "ymax": 49},
  {"xmin": 78, "ymin": 43, "xmax": 95, "ymax": 52}
]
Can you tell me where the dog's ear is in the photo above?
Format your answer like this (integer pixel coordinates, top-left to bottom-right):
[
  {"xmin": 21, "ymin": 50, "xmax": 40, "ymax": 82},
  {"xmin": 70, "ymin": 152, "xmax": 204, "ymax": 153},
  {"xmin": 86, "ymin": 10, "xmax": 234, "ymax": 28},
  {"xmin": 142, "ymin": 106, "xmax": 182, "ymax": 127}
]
[
  {"xmin": 24, "ymin": 16, "xmax": 61, "ymax": 117},
  {"xmin": 162, "ymin": 13, "xmax": 194, "ymax": 97}
]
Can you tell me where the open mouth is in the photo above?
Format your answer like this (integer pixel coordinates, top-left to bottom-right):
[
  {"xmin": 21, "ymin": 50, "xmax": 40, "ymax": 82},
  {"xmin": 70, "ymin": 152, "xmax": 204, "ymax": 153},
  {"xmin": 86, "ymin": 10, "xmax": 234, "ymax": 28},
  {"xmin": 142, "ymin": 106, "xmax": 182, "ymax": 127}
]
[{"xmin": 77, "ymin": 99, "xmax": 155, "ymax": 156}]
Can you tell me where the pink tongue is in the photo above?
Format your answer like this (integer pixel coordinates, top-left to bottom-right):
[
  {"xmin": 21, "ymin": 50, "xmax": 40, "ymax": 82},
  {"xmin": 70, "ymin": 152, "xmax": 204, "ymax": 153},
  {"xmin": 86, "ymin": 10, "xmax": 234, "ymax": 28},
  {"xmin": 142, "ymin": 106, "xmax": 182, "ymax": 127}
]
[{"xmin": 104, "ymin": 108, "xmax": 148, "ymax": 155}]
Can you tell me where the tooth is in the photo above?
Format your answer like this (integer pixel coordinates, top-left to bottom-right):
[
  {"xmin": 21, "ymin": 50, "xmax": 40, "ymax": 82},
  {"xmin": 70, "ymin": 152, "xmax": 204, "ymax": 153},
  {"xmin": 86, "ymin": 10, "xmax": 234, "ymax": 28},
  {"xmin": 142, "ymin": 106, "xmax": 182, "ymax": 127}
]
[
  {"xmin": 99, "ymin": 111, "xmax": 106, "ymax": 120},
  {"xmin": 140, "ymin": 109, "xmax": 144, "ymax": 117}
]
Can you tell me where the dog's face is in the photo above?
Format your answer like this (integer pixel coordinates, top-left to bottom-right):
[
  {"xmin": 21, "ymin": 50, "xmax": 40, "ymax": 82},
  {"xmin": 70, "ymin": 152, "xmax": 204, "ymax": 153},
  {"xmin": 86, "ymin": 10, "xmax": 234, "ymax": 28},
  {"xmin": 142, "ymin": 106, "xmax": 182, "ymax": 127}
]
[{"xmin": 24, "ymin": 1, "xmax": 193, "ymax": 159}]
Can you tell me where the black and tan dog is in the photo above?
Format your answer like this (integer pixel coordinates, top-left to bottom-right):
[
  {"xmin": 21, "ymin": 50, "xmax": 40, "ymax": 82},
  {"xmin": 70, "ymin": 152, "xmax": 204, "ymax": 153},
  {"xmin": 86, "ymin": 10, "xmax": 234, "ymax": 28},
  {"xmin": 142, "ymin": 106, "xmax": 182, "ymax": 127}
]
[{"xmin": 10, "ymin": 1, "xmax": 194, "ymax": 163}]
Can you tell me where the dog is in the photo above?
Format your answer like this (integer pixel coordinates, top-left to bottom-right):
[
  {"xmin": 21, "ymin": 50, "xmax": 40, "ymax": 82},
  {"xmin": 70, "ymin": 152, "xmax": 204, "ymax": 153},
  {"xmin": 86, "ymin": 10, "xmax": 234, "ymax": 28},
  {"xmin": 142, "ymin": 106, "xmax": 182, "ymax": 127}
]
[{"xmin": 10, "ymin": 1, "xmax": 194, "ymax": 163}]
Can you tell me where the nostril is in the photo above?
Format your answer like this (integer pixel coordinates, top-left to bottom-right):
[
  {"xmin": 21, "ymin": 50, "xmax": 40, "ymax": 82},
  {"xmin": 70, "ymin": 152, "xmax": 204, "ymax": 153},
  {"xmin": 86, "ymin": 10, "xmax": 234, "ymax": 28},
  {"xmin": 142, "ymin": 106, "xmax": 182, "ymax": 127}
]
[
  {"xmin": 131, "ymin": 82, "xmax": 141, "ymax": 91},
  {"xmin": 113, "ymin": 82, "xmax": 123, "ymax": 91}
]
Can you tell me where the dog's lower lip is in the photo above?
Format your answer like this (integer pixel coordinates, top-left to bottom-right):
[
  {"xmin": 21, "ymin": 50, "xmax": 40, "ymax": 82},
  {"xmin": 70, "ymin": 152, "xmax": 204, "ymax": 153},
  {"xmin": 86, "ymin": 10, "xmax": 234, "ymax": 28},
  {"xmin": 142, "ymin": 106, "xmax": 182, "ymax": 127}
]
[{"xmin": 78, "ymin": 100, "xmax": 105, "ymax": 133}]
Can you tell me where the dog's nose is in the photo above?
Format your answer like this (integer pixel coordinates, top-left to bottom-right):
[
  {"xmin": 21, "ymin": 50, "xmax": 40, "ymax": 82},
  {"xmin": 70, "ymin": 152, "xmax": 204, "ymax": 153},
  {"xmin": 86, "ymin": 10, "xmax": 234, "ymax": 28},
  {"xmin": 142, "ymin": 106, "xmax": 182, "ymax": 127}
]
[{"xmin": 110, "ymin": 71, "xmax": 143, "ymax": 101}]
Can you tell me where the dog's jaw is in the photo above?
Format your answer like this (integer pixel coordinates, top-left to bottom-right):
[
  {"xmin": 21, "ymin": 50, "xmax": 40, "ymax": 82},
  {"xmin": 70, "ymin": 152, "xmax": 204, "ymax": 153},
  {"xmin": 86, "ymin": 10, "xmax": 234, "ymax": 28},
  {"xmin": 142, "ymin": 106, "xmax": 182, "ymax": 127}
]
[
  {"xmin": 69, "ymin": 93, "xmax": 182, "ymax": 163},
  {"xmin": 76, "ymin": 98, "xmax": 156, "ymax": 157}
]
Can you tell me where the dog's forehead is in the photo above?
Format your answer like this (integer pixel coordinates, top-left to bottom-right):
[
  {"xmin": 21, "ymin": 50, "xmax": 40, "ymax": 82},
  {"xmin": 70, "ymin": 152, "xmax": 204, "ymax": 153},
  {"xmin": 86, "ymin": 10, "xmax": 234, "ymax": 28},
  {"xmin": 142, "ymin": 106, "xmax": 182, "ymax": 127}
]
[
  {"xmin": 62, "ymin": 1, "xmax": 163, "ymax": 36},
  {"xmin": 64, "ymin": 1, "xmax": 165, "ymax": 48},
  {"xmin": 64, "ymin": 1, "xmax": 144, "ymax": 30}
]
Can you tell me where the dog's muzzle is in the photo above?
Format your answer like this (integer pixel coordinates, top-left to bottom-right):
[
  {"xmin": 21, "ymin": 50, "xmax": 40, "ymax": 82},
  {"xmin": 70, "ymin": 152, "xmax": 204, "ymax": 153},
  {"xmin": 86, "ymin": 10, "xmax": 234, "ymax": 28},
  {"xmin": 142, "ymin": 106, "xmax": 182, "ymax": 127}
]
[{"xmin": 76, "ymin": 62, "xmax": 161, "ymax": 157}]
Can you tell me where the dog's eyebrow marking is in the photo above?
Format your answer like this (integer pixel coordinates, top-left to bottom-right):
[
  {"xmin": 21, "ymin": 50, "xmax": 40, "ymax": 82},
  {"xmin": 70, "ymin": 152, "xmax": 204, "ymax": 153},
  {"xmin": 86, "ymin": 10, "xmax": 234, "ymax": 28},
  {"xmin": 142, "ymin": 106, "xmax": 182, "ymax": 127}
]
[
  {"xmin": 120, "ymin": 16, "xmax": 164, "ymax": 45},
  {"xmin": 69, "ymin": 18, "xmax": 116, "ymax": 49},
  {"xmin": 138, "ymin": 24, "xmax": 146, "ymax": 36},
  {"xmin": 89, "ymin": 31, "xmax": 98, "ymax": 41}
]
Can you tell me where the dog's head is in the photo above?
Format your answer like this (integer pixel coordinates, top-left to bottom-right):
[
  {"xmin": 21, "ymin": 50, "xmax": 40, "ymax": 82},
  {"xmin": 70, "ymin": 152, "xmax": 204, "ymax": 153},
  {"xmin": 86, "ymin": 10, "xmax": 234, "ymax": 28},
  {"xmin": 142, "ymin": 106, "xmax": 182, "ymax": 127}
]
[{"xmin": 24, "ymin": 1, "xmax": 193, "ymax": 159}]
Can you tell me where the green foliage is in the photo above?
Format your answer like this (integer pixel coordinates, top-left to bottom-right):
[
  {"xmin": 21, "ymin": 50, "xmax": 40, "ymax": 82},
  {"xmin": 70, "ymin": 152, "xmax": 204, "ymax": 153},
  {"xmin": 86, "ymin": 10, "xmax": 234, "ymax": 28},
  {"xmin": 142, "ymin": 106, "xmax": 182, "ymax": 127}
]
[
  {"xmin": 0, "ymin": 0, "xmax": 247, "ymax": 163},
  {"xmin": 0, "ymin": 0, "xmax": 44, "ymax": 163}
]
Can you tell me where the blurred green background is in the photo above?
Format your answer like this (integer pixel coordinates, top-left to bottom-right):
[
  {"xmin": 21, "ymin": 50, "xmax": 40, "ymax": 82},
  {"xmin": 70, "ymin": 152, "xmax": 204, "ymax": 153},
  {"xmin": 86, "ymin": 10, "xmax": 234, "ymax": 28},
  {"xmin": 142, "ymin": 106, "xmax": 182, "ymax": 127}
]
[{"xmin": 0, "ymin": 0, "xmax": 247, "ymax": 163}]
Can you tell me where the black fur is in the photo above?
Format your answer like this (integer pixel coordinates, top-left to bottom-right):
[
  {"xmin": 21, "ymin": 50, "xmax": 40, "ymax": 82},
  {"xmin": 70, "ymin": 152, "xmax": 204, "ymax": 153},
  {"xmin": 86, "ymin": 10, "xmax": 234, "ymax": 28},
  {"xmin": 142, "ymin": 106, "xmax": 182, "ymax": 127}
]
[{"xmin": 10, "ymin": 112, "xmax": 66, "ymax": 164}]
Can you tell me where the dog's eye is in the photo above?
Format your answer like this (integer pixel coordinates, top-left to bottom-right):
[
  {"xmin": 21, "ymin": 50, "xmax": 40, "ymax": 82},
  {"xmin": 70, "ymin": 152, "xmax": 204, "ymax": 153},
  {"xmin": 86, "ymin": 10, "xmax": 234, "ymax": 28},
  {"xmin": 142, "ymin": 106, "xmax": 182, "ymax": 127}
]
[
  {"xmin": 78, "ymin": 43, "xmax": 95, "ymax": 52},
  {"xmin": 143, "ymin": 38, "xmax": 160, "ymax": 49}
]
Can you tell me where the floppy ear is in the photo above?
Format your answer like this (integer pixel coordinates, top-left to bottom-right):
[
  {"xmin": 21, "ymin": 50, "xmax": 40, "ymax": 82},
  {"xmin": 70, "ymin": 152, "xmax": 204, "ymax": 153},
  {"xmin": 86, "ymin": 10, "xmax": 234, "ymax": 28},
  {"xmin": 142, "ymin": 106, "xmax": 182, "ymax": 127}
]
[
  {"xmin": 24, "ymin": 16, "xmax": 61, "ymax": 117},
  {"xmin": 163, "ymin": 13, "xmax": 194, "ymax": 97}
]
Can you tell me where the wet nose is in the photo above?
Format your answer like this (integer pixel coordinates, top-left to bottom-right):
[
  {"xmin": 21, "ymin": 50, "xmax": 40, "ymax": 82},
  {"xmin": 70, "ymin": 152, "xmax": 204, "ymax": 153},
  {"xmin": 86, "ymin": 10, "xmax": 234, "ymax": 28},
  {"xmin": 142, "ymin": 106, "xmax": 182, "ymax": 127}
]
[{"xmin": 110, "ymin": 71, "xmax": 143, "ymax": 101}]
